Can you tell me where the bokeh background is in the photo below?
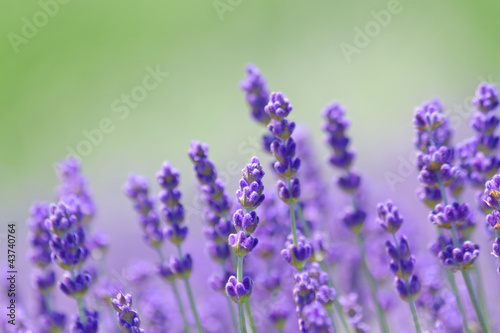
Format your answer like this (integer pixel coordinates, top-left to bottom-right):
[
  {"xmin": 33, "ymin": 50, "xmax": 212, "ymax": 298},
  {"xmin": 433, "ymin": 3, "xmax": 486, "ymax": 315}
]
[{"xmin": 2, "ymin": 0, "xmax": 500, "ymax": 331}]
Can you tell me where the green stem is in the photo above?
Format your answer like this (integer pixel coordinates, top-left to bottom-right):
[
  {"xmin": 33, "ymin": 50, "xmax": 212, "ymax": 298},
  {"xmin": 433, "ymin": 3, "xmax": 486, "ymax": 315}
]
[
  {"xmin": 227, "ymin": 294, "xmax": 239, "ymax": 332},
  {"xmin": 238, "ymin": 302, "xmax": 247, "ymax": 333},
  {"xmin": 462, "ymin": 270, "xmax": 488, "ymax": 333},
  {"xmin": 171, "ymin": 280, "xmax": 192, "ymax": 333},
  {"xmin": 445, "ymin": 261, "xmax": 471, "ymax": 333},
  {"xmin": 356, "ymin": 234, "xmax": 390, "ymax": 333},
  {"xmin": 178, "ymin": 246, "xmax": 204, "ymax": 333},
  {"xmin": 157, "ymin": 247, "xmax": 191, "ymax": 332},
  {"xmin": 473, "ymin": 262, "xmax": 490, "ymax": 330},
  {"xmin": 244, "ymin": 302, "xmax": 256, "ymax": 333},
  {"xmin": 326, "ymin": 307, "xmax": 338, "ymax": 333},
  {"xmin": 70, "ymin": 268, "xmax": 86, "ymax": 324},
  {"xmin": 319, "ymin": 262, "xmax": 353, "ymax": 333},
  {"xmin": 408, "ymin": 297, "xmax": 421, "ymax": 333},
  {"xmin": 237, "ymin": 256, "xmax": 247, "ymax": 333},
  {"xmin": 286, "ymin": 178, "xmax": 298, "ymax": 247}
]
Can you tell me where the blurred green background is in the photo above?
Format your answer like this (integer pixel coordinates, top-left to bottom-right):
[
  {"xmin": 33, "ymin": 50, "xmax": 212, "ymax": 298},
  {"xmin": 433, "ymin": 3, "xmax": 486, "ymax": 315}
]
[{"xmin": 1, "ymin": 0, "xmax": 500, "ymax": 268}]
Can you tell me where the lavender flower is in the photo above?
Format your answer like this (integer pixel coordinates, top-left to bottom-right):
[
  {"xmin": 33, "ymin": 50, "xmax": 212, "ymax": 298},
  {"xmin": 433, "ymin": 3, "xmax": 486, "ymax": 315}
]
[
  {"xmin": 123, "ymin": 174, "xmax": 164, "ymax": 248},
  {"xmin": 188, "ymin": 141, "xmax": 232, "ymax": 264},
  {"xmin": 438, "ymin": 241, "xmax": 480, "ymax": 272},
  {"xmin": 240, "ymin": 63, "xmax": 271, "ymax": 125},
  {"xmin": 46, "ymin": 199, "xmax": 98, "ymax": 332},
  {"xmin": 111, "ymin": 292, "xmax": 144, "ymax": 333}
]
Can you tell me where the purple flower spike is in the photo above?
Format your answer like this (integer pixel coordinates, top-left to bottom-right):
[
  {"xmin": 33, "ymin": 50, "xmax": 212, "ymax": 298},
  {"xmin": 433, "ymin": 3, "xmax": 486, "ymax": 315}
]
[
  {"xmin": 416, "ymin": 187, "xmax": 442, "ymax": 209},
  {"xmin": 269, "ymin": 306, "xmax": 289, "ymax": 331},
  {"xmin": 395, "ymin": 275, "xmax": 421, "ymax": 301},
  {"xmin": 281, "ymin": 239, "xmax": 312, "ymax": 270},
  {"xmin": 240, "ymin": 63, "xmax": 271, "ymax": 125},
  {"xmin": 265, "ymin": 92, "xmax": 293, "ymax": 121},
  {"xmin": 72, "ymin": 308, "xmax": 99, "ymax": 333},
  {"xmin": 233, "ymin": 209, "xmax": 259, "ymax": 235},
  {"xmin": 337, "ymin": 171, "xmax": 361, "ymax": 193},
  {"xmin": 473, "ymin": 82, "xmax": 499, "ymax": 112},
  {"xmin": 438, "ymin": 241, "xmax": 480, "ymax": 272},
  {"xmin": 484, "ymin": 174, "xmax": 500, "ymax": 209},
  {"xmin": 228, "ymin": 231, "xmax": 258, "ymax": 257},
  {"xmin": 277, "ymin": 178, "xmax": 301, "ymax": 204},
  {"xmin": 225, "ymin": 275, "xmax": 253, "ymax": 303},
  {"xmin": 428, "ymin": 202, "xmax": 469, "ymax": 229},
  {"xmin": 33, "ymin": 270, "xmax": 56, "ymax": 291},
  {"xmin": 156, "ymin": 262, "xmax": 176, "ymax": 283},
  {"xmin": 236, "ymin": 157, "xmax": 265, "ymax": 210},
  {"xmin": 340, "ymin": 206, "xmax": 366, "ymax": 233},
  {"xmin": 377, "ymin": 200, "xmax": 404, "ymax": 234},
  {"xmin": 169, "ymin": 255, "xmax": 193, "ymax": 279},
  {"xmin": 302, "ymin": 303, "xmax": 333, "ymax": 333},
  {"xmin": 59, "ymin": 271, "xmax": 92, "ymax": 298},
  {"xmin": 111, "ymin": 292, "xmax": 144, "ymax": 333},
  {"xmin": 292, "ymin": 272, "xmax": 316, "ymax": 310}
]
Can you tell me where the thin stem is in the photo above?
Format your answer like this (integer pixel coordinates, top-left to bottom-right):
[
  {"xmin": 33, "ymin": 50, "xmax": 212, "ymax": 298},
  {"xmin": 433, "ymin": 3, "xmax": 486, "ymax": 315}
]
[
  {"xmin": 446, "ymin": 268, "xmax": 471, "ymax": 333},
  {"xmin": 286, "ymin": 178, "xmax": 298, "ymax": 247},
  {"xmin": 70, "ymin": 268, "xmax": 87, "ymax": 324},
  {"xmin": 319, "ymin": 262, "xmax": 353, "ymax": 333},
  {"xmin": 356, "ymin": 234, "xmax": 390, "ymax": 333},
  {"xmin": 473, "ymin": 264, "xmax": 490, "ymax": 330},
  {"xmin": 408, "ymin": 297, "xmax": 421, "ymax": 333},
  {"xmin": 177, "ymin": 246, "xmax": 204, "ymax": 333},
  {"xmin": 184, "ymin": 278, "xmax": 204, "ymax": 333},
  {"xmin": 237, "ymin": 256, "xmax": 247, "ymax": 333},
  {"xmin": 326, "ymin": 307, "xmax": 338, "ymax": 333},
  {"xmin": 227, "ymin": 294, "xmax": 239, "ymax": 332},
  {"xmin": 462, "ymin": 270, "xmax": 488, "ymax": 333},
  {"xmin": 238, "ymin": 302, "xmax": 247, "ymax": 333},
  {"xmin": 157, "ymin": 247, "xmax": 191, "ymax": 333},
  {"xmin": 244, "ymin": 302, "xmax": 256, "ymax": 333},
  {"xmin": 171, "ymin": 280, "xmax": 192, "ymax": 333}
]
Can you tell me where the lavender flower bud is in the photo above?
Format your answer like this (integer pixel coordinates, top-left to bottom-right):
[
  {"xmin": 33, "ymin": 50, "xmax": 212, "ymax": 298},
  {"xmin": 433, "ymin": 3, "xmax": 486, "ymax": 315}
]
[
  {"xmin": 228, "ymin": 231, "xmax": 258, "ymax": 257},
  {"xmin": 377, "ymin": 200, "xmax": 404, "ymax": 234},
  {"xmin": 292, "ymin": 272, "xmax": 315, "ymax": 311},
  {"xmin": 277, "ymin": 178, "xmax": 301, "ymax": 204},
  {"xmin": 416, "ymin": 187, "xmax": 442, "ymax": 209},
  {"xmin": 236, "ymin": 157, "xmax": 265, "ymax": 210},
  {"xmin": 484, "ymin": 174, "xmax": 500, "ymax": 208},
  {"xmin": 269, "ymin": 306, "xmax": 289, "ymax": 331},
  {"xmin": 72, "ymin": 308, "xmax": 98, "ymax": 333},
  {"xmin": 302, "ymin": 303, "xmax": 333, "ymax": 333},
  {"xmin": 169, "ymin": 255, "xmax": 193, "ymax": 279},
  {"xmin": 473, "ymin": 82, "xmax": 499, "ymax": 112},
  {"xmin": 156, "ymin": 262, "xmax": 176, "ymax": 282},
  {"xmin": 33, "ymin": 270, "xmax": 56, "ymax": 291},
  {"xmin": 265, "ymin": 92, "xmax": 293, "ymax": 121},
  {"xmin": 337, "ymin": 171, "xmax": 361, "ymax": 193},
  {"xmin": 233, "ymin": 210, "xmax": 259, "ymax": 235},
  {"xmin": 206, "ymin": 241, "xmax": 231, "ymax": 263},
  {"xmin": 340, "ymin": 206, "xmax": 366, "ymax": 233},
  {"xmin": 225, "ymin": 276, "xmax": 253, "ymax": 303},
  {"xmin": 111, "ymin": 292, "xmax": 144, "ymax": 333},
  {"xmin": 395, "ymin": 275, "xmax": 421, "ymax": 301},
  {"xmin": 281, "ymin": 240, "xmax": 312, "ymax": 270},
  {"xmin": 240, "ymin": 63, "xmax": 271, "ymax": 125},
  {"xmin": 438, "ymin": 241, "xmax": 480, "ymax": 272},
  {"xmin": 428, "ymin": 202, "xmax": 470, "ymax": 229},
  {"xmin": 59, "ymin": 271, "xmax": 92, "ymax": 298}
]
